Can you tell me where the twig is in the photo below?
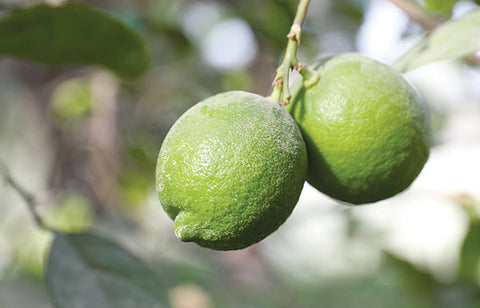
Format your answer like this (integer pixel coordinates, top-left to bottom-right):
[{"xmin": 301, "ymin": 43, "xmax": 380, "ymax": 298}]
[
  {"xmin": 268, "ymin": 0, "xmax": 318, "ymax": 105},
  {"xmin": 387, "ymin": 0, "xmax": 480, "ymax": 65},
  {"xmin": 387, "ymin": 0, "xmax": 439, "ymax": 30},
  {"xmin": 0, "ymin": 160, "xmax": 52, "ymax": 232}
]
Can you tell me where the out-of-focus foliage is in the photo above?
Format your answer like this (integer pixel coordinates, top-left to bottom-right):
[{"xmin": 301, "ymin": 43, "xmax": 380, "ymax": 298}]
[
  {"xmin": 0, "ymin": 0, "xmax": 480, "ymax": 307},
  {"xmin": 394, "ymin": 8, "xmax": 480, "ymax": 72},
  {"xmin": 44, "ymin": 194, "xmax": 93, "ymax": 232},
  {"xmin": 50, "ymin": 77, "xmax": 93, "ymax": 120},
  {"xmin": 46, "ymin": 233, "xmax": 169, "ymax": 308},
  {"xmin": 0, "ymin": 3, "xmax": 150, "ymax": 79},
  {"xmin": 423, "ymin": 0, "xmax": 458, "ymax": 13}
]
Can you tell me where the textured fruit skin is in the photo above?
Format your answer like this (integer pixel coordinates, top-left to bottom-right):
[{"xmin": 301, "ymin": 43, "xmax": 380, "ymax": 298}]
[
  {"xmin": 287, "ymin": 53, "xmax": 431, "ymax": 205},
  {"xmin": 156, "ymin": 91, "xmax": 307, "ymax": 250}
]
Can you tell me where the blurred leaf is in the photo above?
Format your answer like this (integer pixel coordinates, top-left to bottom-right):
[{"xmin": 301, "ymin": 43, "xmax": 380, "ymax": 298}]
[
  {"xmin": 46, "ymin": 232, "xmax": 168, "ymax": 308},
  {"xmin": 434, "ymin": 283, "xmax": 479, "ymax": 308},
  {"xmin": 423, "ymin": 0, "xmax": 457, "ymax": 13},
  {"xmin": 114, "ymin": 7, "xmax": 145, "ymax": 33},
  {"xmin": 50, "ymin": 77, "xmax": 92, "ymax": 120},
  {"xmin": 12, "ymin": 225, "xmax": 52, "ymax": 276},
  {"xmin": 331, "ymin": 0, "xmax": 365, "ymax": 25},
  {"xmin": 45, "ymin": 195, "xmax": 93, "ymax": 232},
  {"xmin": 147, "ymin": 0, "xmax": 184, "ymax": 29},
  {"xmin": 232, "ymin": 1, "xmax": 293, "ymax": 50},
  {"xmin": 383, "ymin": 251, "xmax": 437, "ymax": 296},
  {"xmin": 125, "ymin": 132, "xmax": 158, "ymax": 169},
  {"xmin": 146, "ymin": 0, "xmax": 192, "ymax": 57},
  {"xmin": 0, "ymin": 3, "xmax": 150, "ymax": 79},
  {"xmin": 120, "ymin": 170, "xmax": 152, "ymax": 208},
  {"xmin": 394, "ymin": 8, "xmax": 480, "ymax": 72},
  {"xmin": 221, "ymin": 70, "xmax": 252, "ymax": 92},
  {"xmin": 459, "ymin": 221, "xmax": 480, "ymax": 282},
  {"xmin": 0, "ymin": 275, "xmax": 51, "ymax": 308},
  {"xmin": 282, "ymin": 275, "xmax": 432, "ymax": 308}
]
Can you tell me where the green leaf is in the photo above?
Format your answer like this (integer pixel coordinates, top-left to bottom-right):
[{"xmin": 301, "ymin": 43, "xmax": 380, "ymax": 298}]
[
  {"xmin": 394, "ymin": 8, "xmax": 480, "ymax": 72},
  {"xmin": 50, "ymin": 77, "xmax": 93, "ymax": 120},
  {"xmin": 46, "ymin": 232, "xmax": 167, "ymax": 308},
  {"xmin": 0, "ymin": 3, "xmax": 150, "ymax": 79},
  {"xmin": 383, "ymin": 251, "xmax": 437, "ymax": 296},
  {"xmin": 423, "ymin": 0, "xmax": 458, "ymax": 13},
  {"xmin": 459, "ymin": 222, "xmax": 480, "ymax": 282}
]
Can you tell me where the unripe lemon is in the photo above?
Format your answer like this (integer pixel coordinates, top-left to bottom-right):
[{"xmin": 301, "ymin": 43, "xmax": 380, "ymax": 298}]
[
  {"xmin": 156, "ymin": 91, "xmax": 307, "ymax": 250},
  {"xmin": 287, "ymin": 53, "xmax": 431, "ymax": 204}
]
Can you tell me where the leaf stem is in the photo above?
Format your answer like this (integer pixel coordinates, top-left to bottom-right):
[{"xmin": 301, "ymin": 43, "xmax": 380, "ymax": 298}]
[
  {"xmin": 0, "ymin": 160, "xmax": 52, "ymax": 232},
  {"xmin": 268, "ymin": 0, "xmax": 312, "ymax": 105}
]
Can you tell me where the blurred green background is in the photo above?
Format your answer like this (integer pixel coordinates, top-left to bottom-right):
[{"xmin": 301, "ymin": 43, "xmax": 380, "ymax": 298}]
[{"xmin": 1, "ymin": 0, "xmax": 480, "ymax": 307}]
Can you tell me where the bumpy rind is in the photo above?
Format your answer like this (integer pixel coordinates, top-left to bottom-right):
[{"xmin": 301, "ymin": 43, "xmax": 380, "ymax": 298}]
[
  {"xmin": 156, "ymin": 91, "xmax": 308, "ymax": 250},
  {"xmin": 287, "ymin": 53, "xmax": 431, "ymax": 204}
]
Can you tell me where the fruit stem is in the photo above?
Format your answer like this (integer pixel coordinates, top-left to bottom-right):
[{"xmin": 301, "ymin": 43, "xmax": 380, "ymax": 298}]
[
  {"xmin": 0, "ymin": 160, "xmax": 53, "ymax": 232},
  {"xmin": 268, "ymin": 0, "xmax": 311, "ymax": 105},
  {"xmin": 296, "ymin": 62, "xmax": 321, "ymax": 88}
]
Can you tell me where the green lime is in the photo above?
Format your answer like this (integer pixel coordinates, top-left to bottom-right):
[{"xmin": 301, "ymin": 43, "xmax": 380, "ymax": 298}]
[
  {"xmin": 287, "ymin": 53, "xmax": 431, "ymax": 204},
  {"xmin": 156, "ymin": 91, "xmax": 307, "ymax": 250}
]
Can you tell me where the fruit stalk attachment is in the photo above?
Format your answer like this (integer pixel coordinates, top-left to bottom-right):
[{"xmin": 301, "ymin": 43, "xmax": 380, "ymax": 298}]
[
  {"xmin": 268, "ymin": 0, "xmax": 318, "ymax": 105},
  {"xmin": 0, "ymin": 160, "xmax": 52, "ymax": 231}
]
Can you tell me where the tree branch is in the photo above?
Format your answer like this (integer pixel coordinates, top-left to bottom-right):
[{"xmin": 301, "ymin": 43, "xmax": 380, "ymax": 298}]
[
  {"xmin": 387, "ymin": 0, "xmax": 480, "ymax": 65},
  {"xmin": 268, "ymin": 0, "xmax": 317, "ymax": 105},
  {"xmin": 0, "ymin": 160, "xmax": 52, "ymax": 232},
  {"xmin": 387, "ymin": 0, "xmax": 439, "ymax": 30}
]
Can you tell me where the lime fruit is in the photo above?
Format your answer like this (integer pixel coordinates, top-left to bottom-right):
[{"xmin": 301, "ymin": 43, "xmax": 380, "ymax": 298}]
[
  {"xmin": 156, "ymin": 91, "xmax": 307, "ymax": 250},
  {"xmin": 287, "ymin": 53, "xmax": 431, "ymax": 204}
]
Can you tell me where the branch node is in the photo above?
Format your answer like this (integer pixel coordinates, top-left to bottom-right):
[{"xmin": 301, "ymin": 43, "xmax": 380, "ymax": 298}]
[
  {"xmin": 272, "ymin": 77, "xmax": 283, "ymax": 87},
  {"xmin": 287, "ymin": 24, "xmax": 302, "ymax": 44},
  {"xmin": 268, "ymin": 0, "xmax": 310, "ymax": 104}
]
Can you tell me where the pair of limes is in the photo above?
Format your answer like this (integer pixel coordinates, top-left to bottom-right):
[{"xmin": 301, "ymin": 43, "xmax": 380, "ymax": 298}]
[{"xmin": 155, "ymin": 53, "xmax": 432, "ymax": 250}]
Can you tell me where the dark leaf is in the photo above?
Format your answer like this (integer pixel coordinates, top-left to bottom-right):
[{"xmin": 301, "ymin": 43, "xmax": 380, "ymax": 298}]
[
  {"xmin": 46, "ymin": 232, "xmax": 167, "ymax": 308},
  {"xmin": 383, "ymin": 251, "xmax": 437, "ymax": 296},
  {"xmin": 459, "ymin": 222, "xmax": 480, "ymax": 282},
  {"xmin": 0, "ymin": 3, "xmax": 150, "ymax": 79}
]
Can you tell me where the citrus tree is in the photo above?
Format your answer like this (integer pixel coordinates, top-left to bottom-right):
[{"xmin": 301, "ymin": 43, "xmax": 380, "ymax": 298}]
[{"xmin": 0, "ymin": 0, "xmax": 480, "ymax": 307}]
